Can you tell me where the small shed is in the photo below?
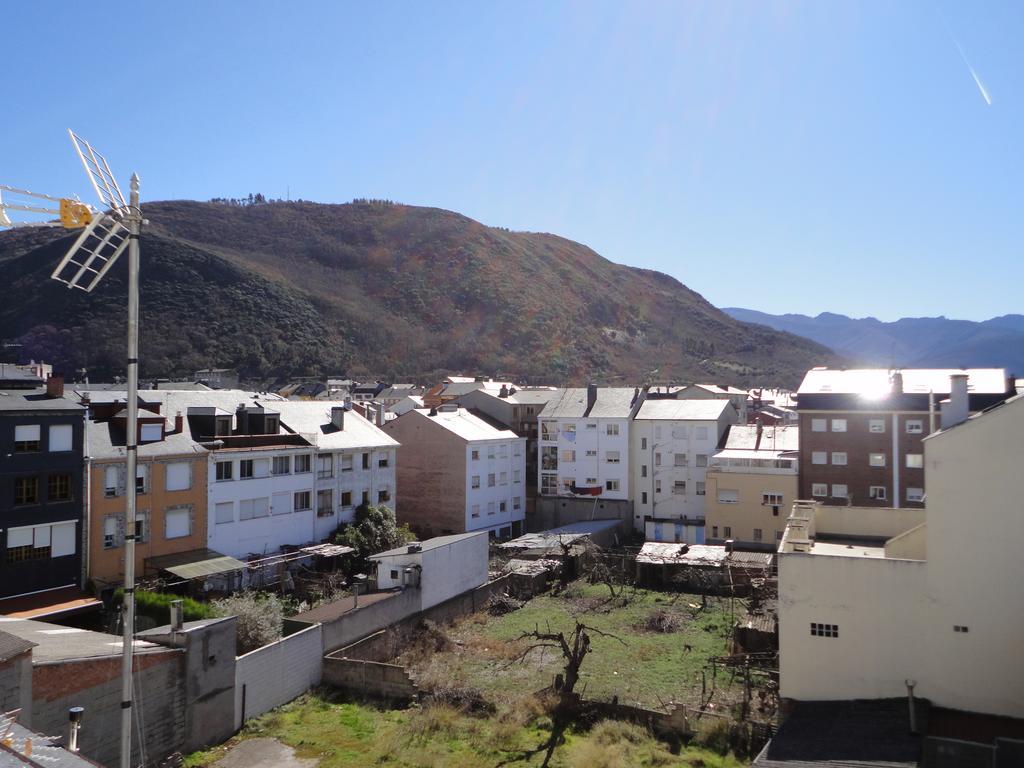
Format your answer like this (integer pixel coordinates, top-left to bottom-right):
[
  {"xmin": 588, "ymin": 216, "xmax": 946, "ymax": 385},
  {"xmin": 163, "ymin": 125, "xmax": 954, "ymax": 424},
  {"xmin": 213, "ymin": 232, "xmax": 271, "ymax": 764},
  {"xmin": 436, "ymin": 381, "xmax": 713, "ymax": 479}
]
[
  {"xmin": 369, "ymin": 532, "xmax": 489, "ymax": 611},
  {"xmin": 635, "ymin": 543, "xmax": 773, "ymax": 594}
]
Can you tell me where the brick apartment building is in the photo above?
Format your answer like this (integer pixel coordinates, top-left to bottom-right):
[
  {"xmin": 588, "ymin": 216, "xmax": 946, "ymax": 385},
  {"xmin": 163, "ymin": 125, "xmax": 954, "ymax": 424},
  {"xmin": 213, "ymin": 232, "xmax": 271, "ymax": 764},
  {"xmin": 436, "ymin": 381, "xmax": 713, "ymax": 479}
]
[{"xmin": 796, "ymin": 367, "xmax": 1014, "ymax": 508}]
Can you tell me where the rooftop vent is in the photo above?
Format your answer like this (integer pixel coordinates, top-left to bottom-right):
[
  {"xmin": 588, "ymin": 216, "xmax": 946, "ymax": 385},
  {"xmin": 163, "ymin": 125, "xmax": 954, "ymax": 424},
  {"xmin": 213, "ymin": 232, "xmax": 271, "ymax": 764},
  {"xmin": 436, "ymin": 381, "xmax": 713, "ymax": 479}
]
[{"xmin": 407, "ymin": 543, "xmax": 423, "ymax": 554}]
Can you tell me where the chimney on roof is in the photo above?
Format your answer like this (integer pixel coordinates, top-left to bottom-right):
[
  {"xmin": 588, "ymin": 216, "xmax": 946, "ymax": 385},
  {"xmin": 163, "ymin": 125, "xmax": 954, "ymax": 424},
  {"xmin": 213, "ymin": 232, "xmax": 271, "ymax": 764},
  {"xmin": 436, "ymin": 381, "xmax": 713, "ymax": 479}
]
[
  {"xmin": 755, "ymin": 418, "xmax": 763, "ymax": 445},
  {"xmin": 67, "ymin": 706, "xmax": 84, "ymax": 753},
  {"xmin": 46, "ymin": 373, "xmax": 64, "ymax": 399},
  {"xmin": 499, "ymin": 384, "xmax": 509, "ymax": 398},
  {"xmin": 890, "ymin": 370, "xmax": 904, "ymax": 394},
  {"xmin": 429, "ymin": 407, "xmax": 438, "ymax": 417},
  {"xmin": 376, "ymin": 403, "xmax": 385, "ymax": 426},
  {"xmin": 173, "ymin": 411, "xmax": 184, "ymax": 435},
  {"xmin": 941, "ymin": 373, "xmax": 970, "ymax": 429},
  {"xmin": 344, "ymin": 395, "xmax": 352, "ymax": 410},
  {"xmin": 331, "ymin": 406, "xmax": 345, "ymax": 430},
  {"xmin": 586, "ymin": 383, "xmax": 598, "ymax": 413}
]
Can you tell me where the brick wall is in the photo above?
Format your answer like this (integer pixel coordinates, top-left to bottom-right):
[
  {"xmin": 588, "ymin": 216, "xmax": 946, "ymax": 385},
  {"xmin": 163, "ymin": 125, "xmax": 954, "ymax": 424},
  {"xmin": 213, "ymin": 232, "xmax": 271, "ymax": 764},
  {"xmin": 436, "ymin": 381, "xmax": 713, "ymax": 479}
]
[
  {"xmin": 32, "ymin": 651, "xmax": 185, "ymax": 768},
  {"xmin": 234, "ymin": 623, "xmax": 323, "ymax": 730}
]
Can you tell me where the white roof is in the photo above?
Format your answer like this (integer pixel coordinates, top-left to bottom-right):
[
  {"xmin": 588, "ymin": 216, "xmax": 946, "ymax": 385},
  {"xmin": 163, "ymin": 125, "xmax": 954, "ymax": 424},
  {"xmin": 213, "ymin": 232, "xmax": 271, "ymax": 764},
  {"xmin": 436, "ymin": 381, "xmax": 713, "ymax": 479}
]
[
  {"xmin": 544, "ymin": 388, "xmax": 638, "ymax": 418},
  {"xmin": 797, "ymin": 368, "xmax": 1008, "ymax": 396},
  {"xmin": 636, "ymin": 543, "xmax": 728, "ymax": 566},
  {"xmin": 272, "ymin": 401, "xmax": 398, "ymax": 450},
  {"xmin": 410, "ymin": 407, "xmax": 518, "ymax": 442},
  {"xmin": 634, "ymin": 399, "xmax": 732, "ymax": 421},
  {"xmin": 369, "ymin": 531, "xmax": 486, "ymax": 559},
  {"xmin": 720, "ymin": 424, "xmax": 799, "ymax": 452}
]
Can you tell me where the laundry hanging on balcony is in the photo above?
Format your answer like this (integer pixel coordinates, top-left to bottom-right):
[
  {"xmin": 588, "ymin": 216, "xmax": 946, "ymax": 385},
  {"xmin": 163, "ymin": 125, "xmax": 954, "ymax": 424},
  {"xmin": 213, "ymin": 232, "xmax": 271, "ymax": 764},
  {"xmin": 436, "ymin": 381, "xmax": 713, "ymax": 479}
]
[{"xmin": 570, "ymin": 483, "xmax": 602, "ymax": 496}]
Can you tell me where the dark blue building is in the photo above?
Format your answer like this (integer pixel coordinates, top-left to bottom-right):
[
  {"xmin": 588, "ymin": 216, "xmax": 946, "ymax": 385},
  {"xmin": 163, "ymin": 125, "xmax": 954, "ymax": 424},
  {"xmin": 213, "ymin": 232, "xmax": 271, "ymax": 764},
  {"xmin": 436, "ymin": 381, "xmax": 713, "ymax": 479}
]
[{"xmin": 0, "ymin": 373, "xmax": 85, "ymax": 601}]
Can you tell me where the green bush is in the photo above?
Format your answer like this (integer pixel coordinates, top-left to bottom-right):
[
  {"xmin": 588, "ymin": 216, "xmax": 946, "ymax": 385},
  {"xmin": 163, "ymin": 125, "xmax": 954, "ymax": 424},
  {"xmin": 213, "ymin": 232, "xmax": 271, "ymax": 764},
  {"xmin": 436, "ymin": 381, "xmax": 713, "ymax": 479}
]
[{"xmin": 115, "ymin": 589, "xmax": 215, "ymax": 625}]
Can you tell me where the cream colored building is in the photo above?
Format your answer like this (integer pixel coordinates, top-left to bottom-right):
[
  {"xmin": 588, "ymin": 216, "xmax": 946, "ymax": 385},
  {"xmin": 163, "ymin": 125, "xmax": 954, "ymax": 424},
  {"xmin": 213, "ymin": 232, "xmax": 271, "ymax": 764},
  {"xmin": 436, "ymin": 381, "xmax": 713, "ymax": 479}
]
[
  {"xmin": 778, "ymin": 390, "xmax": 1024, "ymax": 720},
  {"xmin": 705, "ymin": 423, "xmax": 798, "ymax": 549}
]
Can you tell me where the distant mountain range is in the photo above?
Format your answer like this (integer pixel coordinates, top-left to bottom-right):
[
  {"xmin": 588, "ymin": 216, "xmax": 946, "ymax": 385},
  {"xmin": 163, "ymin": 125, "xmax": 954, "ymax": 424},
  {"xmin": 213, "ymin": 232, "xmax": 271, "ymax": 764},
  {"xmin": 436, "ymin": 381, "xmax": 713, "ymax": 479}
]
[
  {"xmin": 0, "ymin": 200, "xmax": 837, "ymax": 387},
  {"xmin": 723, "ymin": 308, "xmax": 1024, "ymax": 375}
]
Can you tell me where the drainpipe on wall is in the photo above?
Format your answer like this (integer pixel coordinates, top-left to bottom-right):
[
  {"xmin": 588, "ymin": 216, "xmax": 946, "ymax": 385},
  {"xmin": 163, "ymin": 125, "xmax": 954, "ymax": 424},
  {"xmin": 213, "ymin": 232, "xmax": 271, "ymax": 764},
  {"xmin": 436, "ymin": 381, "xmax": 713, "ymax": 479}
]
[{"xmin": 905, "ymin": 679, "xmax": 918, "ymax": 734}]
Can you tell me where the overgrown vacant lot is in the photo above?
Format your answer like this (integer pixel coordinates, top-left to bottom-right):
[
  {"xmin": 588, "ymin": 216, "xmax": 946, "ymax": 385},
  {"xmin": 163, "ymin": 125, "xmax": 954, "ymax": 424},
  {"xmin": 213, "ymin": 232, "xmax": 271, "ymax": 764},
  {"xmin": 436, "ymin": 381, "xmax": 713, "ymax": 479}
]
[
  {"xmin": 185, "ymin": 691, "xmax": 748, "ymax": 768},
  {"xmin": 400, "ymin": 581, "xmax": 740, "ymax": 710}
]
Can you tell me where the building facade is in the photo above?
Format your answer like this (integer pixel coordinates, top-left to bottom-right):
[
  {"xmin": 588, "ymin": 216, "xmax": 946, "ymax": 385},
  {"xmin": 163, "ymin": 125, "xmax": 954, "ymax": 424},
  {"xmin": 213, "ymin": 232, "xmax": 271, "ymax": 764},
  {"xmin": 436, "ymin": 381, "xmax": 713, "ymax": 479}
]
[
  {"xmin": 705, "ymin": 423, "xmax": 798, "ymax": 549},
  {"xmin": 796, "ymin": 367, "xmax": 1013, "ymax": 508},
  {"xmin": 383, "ymin": 405, "xmax": 526, "ymax": 538},
  {"xmin": 778, "ymin": 390, "xmax": 1024, "ymax": 720},
  {"xmin": 631, "ymin": 398, "xmax": 737, "ymax": 542},
  {"xmin": 0, "ymin": 377, "xmax": 85, "ymax": 600}
]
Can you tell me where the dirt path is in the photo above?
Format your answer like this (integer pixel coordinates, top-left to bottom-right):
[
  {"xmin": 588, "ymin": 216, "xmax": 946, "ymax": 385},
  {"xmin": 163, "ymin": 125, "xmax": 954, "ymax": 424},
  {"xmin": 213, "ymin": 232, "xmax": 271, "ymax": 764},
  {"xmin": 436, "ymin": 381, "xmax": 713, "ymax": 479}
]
[{"xmin": 214, "ymin": 737, "xmax": 318, "ymax": 768}]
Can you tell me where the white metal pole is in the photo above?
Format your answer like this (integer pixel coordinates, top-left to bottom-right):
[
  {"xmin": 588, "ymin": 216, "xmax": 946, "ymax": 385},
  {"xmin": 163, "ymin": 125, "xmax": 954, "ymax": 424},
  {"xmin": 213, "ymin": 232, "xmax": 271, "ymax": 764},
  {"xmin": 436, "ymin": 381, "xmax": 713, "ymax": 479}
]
[{"xmin": 120, "ymin": 173, "xmax": 141, "ymax": 768}]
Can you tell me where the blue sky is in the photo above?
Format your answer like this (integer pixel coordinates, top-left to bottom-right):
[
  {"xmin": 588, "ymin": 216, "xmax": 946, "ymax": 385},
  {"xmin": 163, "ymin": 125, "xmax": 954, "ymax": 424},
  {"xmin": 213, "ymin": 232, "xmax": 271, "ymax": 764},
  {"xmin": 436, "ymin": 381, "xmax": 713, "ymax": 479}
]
[{"xmin": 5, "ymin": 1, "xmax": 1021, "ymax": 321}]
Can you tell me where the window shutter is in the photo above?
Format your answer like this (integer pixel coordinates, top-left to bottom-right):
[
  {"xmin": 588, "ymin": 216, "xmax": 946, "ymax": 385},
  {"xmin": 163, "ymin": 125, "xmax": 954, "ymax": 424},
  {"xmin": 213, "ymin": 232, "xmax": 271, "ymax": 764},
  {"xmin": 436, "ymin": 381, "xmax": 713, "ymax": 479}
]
[
  {"xmin": 49, "ymin": 425, "xmax": 73, "ymax": 452},
  {"xmin": 15, "ymin": 425, "xmax": 40, "ymax": 442},
  {"xmin": 7, "ymin": 527, "xmax": 32, "ymax": 548},
  {"xmin": 165, "ymin": 462, "xmax": 190, "ymax": 491},
  {"xmin": 51, "ymin": 522, "xmax": 76, "ymax": 557}
]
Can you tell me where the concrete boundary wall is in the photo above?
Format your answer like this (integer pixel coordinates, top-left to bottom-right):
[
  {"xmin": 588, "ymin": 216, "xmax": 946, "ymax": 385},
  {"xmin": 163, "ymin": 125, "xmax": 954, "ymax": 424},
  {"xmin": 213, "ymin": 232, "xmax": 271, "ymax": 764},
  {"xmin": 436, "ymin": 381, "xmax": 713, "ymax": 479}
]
[
  {"xmin": 322, "ymin": 654, "xmax": 418, "ymax": 701},
  {"xmin": 234, "ymin": 623, "xmax": 323, "ymax": 730}
]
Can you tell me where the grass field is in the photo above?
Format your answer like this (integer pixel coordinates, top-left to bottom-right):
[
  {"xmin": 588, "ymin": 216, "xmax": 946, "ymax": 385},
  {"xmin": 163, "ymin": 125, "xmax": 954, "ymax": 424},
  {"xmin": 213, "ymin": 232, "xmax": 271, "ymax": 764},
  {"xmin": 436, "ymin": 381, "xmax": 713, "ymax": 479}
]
[
  {"xmin": 184, "ymin": 691, "xmax": 749, "ymax": 768},
  {"xmin": 400, "ymin": 581, "xmax": 741, "ymax": 710}
]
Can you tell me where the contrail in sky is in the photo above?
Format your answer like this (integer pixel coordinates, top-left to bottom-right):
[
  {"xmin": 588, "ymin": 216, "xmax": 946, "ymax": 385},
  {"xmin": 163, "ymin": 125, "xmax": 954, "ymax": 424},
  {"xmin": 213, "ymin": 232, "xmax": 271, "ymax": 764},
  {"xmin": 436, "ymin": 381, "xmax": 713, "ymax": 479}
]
[{"xmin": 938, "ymin": 8, "xmax": 992, "ymax": 106}]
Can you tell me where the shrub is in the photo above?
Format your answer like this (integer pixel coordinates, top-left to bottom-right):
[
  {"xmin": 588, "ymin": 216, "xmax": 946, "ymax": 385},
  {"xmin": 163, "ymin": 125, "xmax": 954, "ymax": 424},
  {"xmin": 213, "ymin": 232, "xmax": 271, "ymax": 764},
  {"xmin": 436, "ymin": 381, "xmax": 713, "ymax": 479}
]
[
  {"xmin": 487, "ymin": 593, "xmax": 524, "ymax": 616},
  {"xmin": 641, "ymin": 609, "xmax": 682, "ymax": 633},
  {"xmin": 211, "ymin": 591, "xmax": 285, "ymax": 654},
  {"xmin": 115, "ymin": 589, "xmax": 214, "ymax": 625}
]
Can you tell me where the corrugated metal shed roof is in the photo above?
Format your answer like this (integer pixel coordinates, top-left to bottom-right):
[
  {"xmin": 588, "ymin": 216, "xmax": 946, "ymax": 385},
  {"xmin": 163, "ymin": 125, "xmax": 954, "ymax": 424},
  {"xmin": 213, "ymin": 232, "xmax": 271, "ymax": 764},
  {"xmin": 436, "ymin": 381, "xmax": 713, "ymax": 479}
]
[{"xmin": 146, "ymin": 548, "xmax": 246, "ymax": 579}]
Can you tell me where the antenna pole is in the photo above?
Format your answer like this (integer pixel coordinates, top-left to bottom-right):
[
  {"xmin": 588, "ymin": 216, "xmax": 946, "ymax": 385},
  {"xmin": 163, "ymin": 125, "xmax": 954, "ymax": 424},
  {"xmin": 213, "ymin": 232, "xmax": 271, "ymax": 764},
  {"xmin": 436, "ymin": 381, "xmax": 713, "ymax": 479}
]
[{"xmin": 120, "ymin": 172, "xmax": 142, "ymax": 768}]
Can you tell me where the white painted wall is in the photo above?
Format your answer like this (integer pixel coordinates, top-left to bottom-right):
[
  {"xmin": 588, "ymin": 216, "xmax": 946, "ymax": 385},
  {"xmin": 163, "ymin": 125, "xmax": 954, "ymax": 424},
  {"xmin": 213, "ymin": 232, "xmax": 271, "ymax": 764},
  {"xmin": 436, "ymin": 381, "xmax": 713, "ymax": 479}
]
[
  {"xmin": 313, "ymin": 447, "xmax": 397, "ymax": 541},
  {"xmin": 372, "ymin": 532, "xmax": 489, "ymax": 610},
  {"xmin": 233, "ymin": 623, "xmax": 323, "ymax": 730},
  {"xmin": 464, "ymin": 438, "xmax": 527, "ymax": 534},
  {"xmin": 207, "ymin": 448, "xmax": 317, "ymax": 558},
  {"xmin": 538, "ymin": 417, "xmax": 630, "ymax": 501}
]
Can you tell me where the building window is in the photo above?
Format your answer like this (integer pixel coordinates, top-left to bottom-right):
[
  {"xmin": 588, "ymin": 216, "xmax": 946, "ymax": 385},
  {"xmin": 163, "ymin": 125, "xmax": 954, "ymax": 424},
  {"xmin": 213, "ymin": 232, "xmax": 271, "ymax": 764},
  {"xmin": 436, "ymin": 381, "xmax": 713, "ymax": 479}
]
[
  {"xmin": 104, "ymin": 465, "xmax": 119, "ymax": 497},
  {"xmin": 361, "ymin": 491, "xmax": 369, "ymax": 505},
  {"xmin": 696, "ymin": 454, "xmax": 708, "ymax": 467},
  {"xmin": 762, "ymin": 492, "xmax": 783, "ymax": 506},
  {"xmin": 15, "ymin": 476, "xmax": 39, "ymax": 505},
  {"xmin": 585, "ymin": 449, "xmax": 597, "ymax": 457},
  {"xmin": 641, "ymin": 437, "xmax": 648, "ymax": 450},
  {"xmin": 103, "ymin": 515, "xmax": 122, "ymax": 547},
  {"xmin": 513, "ymin": 496, "xmax": 521, "ymax": 511},
  {"xmin": 696, "ymin": 481, "xmax": 705, "ymax": 495},
  {"xmin": 471, "ymin": 504, "xmax": 480, "ymax": 519},
  {"xmin": 49, "ymin": 424, "xmax": 73, "ymax": 452},
  {"xmin": 696, "ymin": 426, "xmax": 709, "ymax": 440},
  {"xmin": 272, "ymin": 456, "xmax": 292, "ymax": 475},
  {"xmin": 471, "ymin": 475, "xmax": 480, "ymax": 489},
  {"xmin": 868, "ymin": 419, "xmax": 885, "ymax": 433},
  {"xmin": 811, "ymin": 451, "xmax": 827, "ymax": 465},
  {"xmin": 513, "ymin": 443, "xmax": 522, "ymax": 457},
  {"xmin": 378, "ymin": 454, "xmax": 390, "ymax": 468},
  {"xmin": 513, "ymin": 470, "xmax": 521, "ymax": 483},
  {"xmin": 48, "ymin": 474, "xmax": 72, "ymax": 502},
  {"xmin": 362, "ymin": 452, "xmax": 370, "ymax": 470},
  {"xmin": 499, "ymin": 501, "xmax": 507, "ymax": 513},
  {"xmin": 717, "ymin": 488, "xmax": 739, "ymax": 503},
  {"xmin": 810, "ymin": 622, "xmax": 838, "ymax": 638},
  {"xmin": 869, "ymin": 452, "xmax": 886, "ymax": 467},
  {"xmin": 166, "ymin": 462, "xmax": 191, "ymax": 491},
  {"xmin": 293, "ymin": 491, "xmax": 312, "ymax": 512},
  {"xmin": 488, "ymin": 473, "xmax": 496, "ymax": 487},
  {"xmin": 906, "ymin": 420, "xmax": 923, "ymax": 434},
  {"xmin": 712, "ymin": 526, "xmax": 719, "ymax": 538},
  {"xmin": 831, "ymin": 419, "xmax": 847, "ymax": 432},
  {"xmin": 906, "ymin": 454, "xmax": 923, "ymax": 469},
  {"xmin": 776, "ymin": 530, "xmax": 784, "ymax": 541},
  {"xmin": 753, "ymin": 528, "xmax": 763, "ymax": 542},
  {"xmin": 239, "ymin": 497, "xmax": 270, "ymax": 520},
  {"xmin": 831, "ymin": 452, "xmax": 847, "ymax": 466},
  {"xmin": 215, "ymin": 502, "xmax": 233, "ymax": 525},
  {"xmin": 907, "ymin": 487, "xmax": 924, "ymax": 502},
  {"xmin": 487, "ymin": 502, "xmax": 496, "ymax": 516},
  {"xmin": 317, "ymin": 454, "xmax": 333, "ymax": 479},
  {"xmin": 562, "ymin": 449, "xmax": 576, "ymax": 462},
  {"xmin": 165, "ymin": 507, "xmax": 192, "ymax": 539},
  {"xmin": 500, "ymin": 471, "xmax": 508, "ymax": 485},
  {"xmin": 586, "ymin": 422, "xmax": 597, "ymax": 430},
  {"xmin": 723, "ymin": 526, "xmax": 732, "ymax": 537},
  {"xmin": 812, "ymin": 483, "xmax": 828, "ymax": 497},
  {"xmin": 641, "ymin": 492, "xmax": 648, "ymax": 504},
  {"xmin": 655, "ymin": 453, "xmax": 662, "ymax": 467},
  {"xmin": 487, "ymin": 446, "xmax": 496, "ymax": 460},
  {"xmin": 654, "ymin": 480, "xmax": 661, "ymax": 494},
  {"xmin": 672, "ymin": 480, "xmax": 686, "ymax": 495},
  {"xmin": 954, "ymin": 625, "xmax": 969, "ymax": 633},
  {"xmin": 471, "ymin": 449, "xmax": 479, "ymax": 461},
  {"xmin": 607, "ymin": 424, "xmax": 619, "ymax": 436},
  {"xmin": 832, "ymin": 484, "xmax": 848, "ymax": 499},
  {"xmin": 378, "ymin": 490, "xmax": 390, "ymax": 503},
  {"xmin": 136, "ymin": 465, "xmax": 148, "ymax": 494},
  {"xmin": 295, "ymin": 454, "xmax": 312, "ymax": 473},
  {"xmin": 140, "ymin": 423, "xmax": 163, "ymax": 442},
  {"xmin": 869, "ymin": 486, "xmax": 887, "ymax": 500},
  {"xmin": 316, "ymin": 490, "xmax": 333, "ymax": 517},
  {"xmin": 341, "ymin": 491, "xmax": 352, "ymax": 508},
  {"xmin": 216, "ymin": 461, "xmax": 233, "ymax": 481},
  {"xmin": 673, "ymin": 453, "xmax": 687, "ymax": 467},
  {"xmin": 240, "ymin": 459, "xmax": 254, "ymax": 479},
  {"xmin": 811, "ymin": 418, "xmax": 827, "ymax": 432},
  {"xmin": 14, "ymin": 425, "xmax": 41, "ymax": 453},
  {"xmin": 641, "ymin": 465, "xmax": 648, "ymax": 478},
  {"xmin": 606, "ymin": 451, "xmax": 620, "ymax": 464},
  {"xmin": 341, "ymin": 454, "xmax": 353, "ymax": 472},
  {"xmin": 541, "ymin": 474, "xmax": 558, "ymax": 495},
  {"xmin": 498, "ymin": 444, "xmax": 508, "ymax": 459},
  {"xmin": 605, "ymin": 479, "xmax": 621, "ymax": 491}
]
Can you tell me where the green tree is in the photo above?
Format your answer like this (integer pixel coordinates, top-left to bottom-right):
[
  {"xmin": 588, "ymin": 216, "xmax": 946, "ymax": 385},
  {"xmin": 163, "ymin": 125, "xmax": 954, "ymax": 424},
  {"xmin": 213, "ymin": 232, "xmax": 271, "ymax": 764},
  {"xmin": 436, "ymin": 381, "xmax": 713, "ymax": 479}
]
[{"xmin": 334, "ymin": 503, "xmax": 414, "ymax": 561}]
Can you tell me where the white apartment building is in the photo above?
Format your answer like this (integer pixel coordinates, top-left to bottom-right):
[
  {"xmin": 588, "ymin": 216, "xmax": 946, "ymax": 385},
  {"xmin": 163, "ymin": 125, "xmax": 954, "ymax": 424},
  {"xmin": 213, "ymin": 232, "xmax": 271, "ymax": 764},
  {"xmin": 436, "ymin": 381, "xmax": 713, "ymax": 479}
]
[
  {"xmin": 631, "ymin": 398, "xmax": 737, "ymax": 542},
  {"xmin": 538, "ymin": 386, "xmax": 638, "ymax": 503},
  {"xmin": 778, "ymin": 389, "xmax": 1024, "ymax": 720},
  {"xmin": 273, "ymin": 401, "xmax": 398, "ymax": 541},
  {"xmin": 383, "ymin": 405, "xmax": 526, "ymax": 538}
]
